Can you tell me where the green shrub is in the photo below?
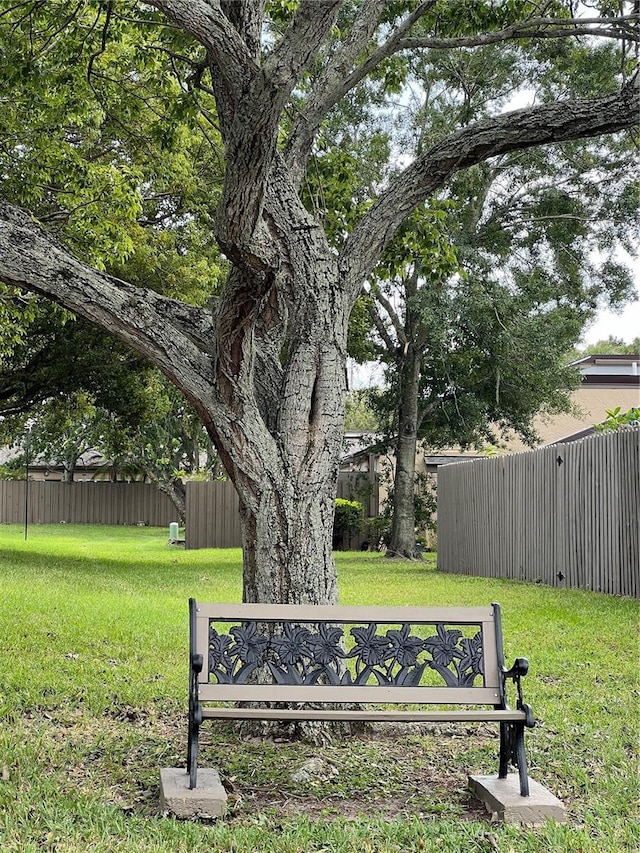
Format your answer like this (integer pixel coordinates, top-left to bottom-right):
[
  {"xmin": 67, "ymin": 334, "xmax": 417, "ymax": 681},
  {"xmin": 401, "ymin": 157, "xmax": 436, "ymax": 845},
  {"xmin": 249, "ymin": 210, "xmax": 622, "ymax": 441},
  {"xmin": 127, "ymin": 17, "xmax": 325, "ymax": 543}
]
[
  {"xmin": 596, "ymin": 406, "xmax": 640, "ymax": 431},
  {"xmin": 333, "ymin": 498, "xmax": 363, "ymax": 549},
  {"xmin": 334, "ymin": 498, "xmax": 363, "ymax": 532}
]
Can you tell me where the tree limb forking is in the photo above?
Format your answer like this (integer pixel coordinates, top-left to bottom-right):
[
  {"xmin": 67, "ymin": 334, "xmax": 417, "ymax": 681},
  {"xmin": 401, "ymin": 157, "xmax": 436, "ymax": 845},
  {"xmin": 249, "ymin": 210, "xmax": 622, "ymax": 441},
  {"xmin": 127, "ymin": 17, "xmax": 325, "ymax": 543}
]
[
  {"xmin": 215, "ymin": 1, "xmax": 341, "ymax": 258},
  {"xmin": 146, "ymin": 0, "xmax": 252, "ymax": 113},
  {"xmin": 285, "ymin": 6, "xmax": 638, "ymax": 183},
  {"xmin": 285, "ymin": 0, "xmax": 398, "ymax": 183},
  {"xmin": 221, "ymin": 0, "xmax": 265, "ymax": 61},
  {"xmin": 0, "ymin": 201, "xmax": 214, "ymax": 400},
  {"xmin": 340, "ymin": 79, "xmax": 640, "ymax": 297},
  {"xmin": 263, "ymin": 1, "xmax": 342, "ymax": 96}
]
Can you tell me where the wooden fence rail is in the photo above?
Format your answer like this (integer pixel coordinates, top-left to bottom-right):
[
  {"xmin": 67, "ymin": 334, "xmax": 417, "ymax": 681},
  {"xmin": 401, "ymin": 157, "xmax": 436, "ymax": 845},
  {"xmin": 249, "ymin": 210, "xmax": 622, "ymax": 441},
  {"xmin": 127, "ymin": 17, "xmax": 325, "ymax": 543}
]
[{"xmin": 437, "ymin": 429, "xmax": 639, "ymax": 597}]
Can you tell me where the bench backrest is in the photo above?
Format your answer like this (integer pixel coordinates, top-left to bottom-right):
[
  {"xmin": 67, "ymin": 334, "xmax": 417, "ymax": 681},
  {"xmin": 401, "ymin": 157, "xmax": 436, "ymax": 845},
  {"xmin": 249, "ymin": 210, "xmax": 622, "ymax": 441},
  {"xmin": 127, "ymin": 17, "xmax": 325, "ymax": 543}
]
[{"xmin": 190, "ymin": 600, "xmax": 508, "ymax": 707}]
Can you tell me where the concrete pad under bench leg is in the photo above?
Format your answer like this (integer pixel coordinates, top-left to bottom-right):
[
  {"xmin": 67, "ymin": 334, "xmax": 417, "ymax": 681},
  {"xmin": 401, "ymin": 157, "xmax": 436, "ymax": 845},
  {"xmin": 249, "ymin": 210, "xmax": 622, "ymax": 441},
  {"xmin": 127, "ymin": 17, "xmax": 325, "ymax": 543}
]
[
  {"xmin": 469, "ymin": 774, "xmax": 566, "ymax": 826},
  {"xmin": 160, "ymin": 767, "xmax": 227, "ymax": 819}
]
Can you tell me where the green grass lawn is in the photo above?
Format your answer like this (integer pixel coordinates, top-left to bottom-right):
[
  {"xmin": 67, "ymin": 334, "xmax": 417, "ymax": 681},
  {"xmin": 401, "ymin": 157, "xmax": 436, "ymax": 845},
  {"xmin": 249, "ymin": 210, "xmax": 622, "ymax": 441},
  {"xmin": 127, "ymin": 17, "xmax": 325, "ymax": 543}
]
[{"xmin": 0, "ymin": 523, "xmax": 638, "ymax": 852}]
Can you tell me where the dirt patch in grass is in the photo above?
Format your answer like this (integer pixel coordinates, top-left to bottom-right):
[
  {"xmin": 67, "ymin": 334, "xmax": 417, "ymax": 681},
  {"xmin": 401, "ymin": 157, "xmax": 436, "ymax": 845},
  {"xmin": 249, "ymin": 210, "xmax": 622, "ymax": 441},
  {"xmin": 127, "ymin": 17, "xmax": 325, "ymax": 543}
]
[
  {"xmin": 14, "ymin": 714, "xmax": 495, "ymax": 824},
  {"xmin": 206, "ymin": 722, "xmax": 496, "ymax": 824}
]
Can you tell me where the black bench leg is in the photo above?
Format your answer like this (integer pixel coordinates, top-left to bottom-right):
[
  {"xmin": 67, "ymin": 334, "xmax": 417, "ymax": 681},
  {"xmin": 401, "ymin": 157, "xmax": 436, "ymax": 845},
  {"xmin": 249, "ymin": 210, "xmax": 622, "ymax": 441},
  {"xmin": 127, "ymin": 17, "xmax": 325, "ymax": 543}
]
[
  {"xmin": 187, "ymin": 711, "xmax": 199, "ymax": 789},
  {"xmin": 498, "ymin": 722, "xmax": 530, "ymax": 796},
  {"xmin": 187, "ymin": 650, "xmax": 203, "ymax": 790},
  {"xmin": 515, "ymin": 723, "xmax": 529, "ymax": 797},
  {"xmin": 499, "ymin": 722, "xmax": 510, "ymax": 779}
]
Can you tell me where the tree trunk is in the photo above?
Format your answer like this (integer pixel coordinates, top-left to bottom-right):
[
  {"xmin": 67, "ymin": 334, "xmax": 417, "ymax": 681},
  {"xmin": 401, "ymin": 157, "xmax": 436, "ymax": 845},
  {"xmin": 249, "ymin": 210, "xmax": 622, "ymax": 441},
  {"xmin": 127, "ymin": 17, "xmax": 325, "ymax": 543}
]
[
  {"xmin": 387, "ymin": 349, "xmax": 422, "ymax": 560},
  {"xmin": 240, "ymin": 475, "xmax": 339, "ymax": 605},
  {"xmin": 211, "ymin": 257, "xmax": 348, "ymax": 606},
  {"xmin": 156, "ymin": 478, "xmax": 187, "ymax": 526}
]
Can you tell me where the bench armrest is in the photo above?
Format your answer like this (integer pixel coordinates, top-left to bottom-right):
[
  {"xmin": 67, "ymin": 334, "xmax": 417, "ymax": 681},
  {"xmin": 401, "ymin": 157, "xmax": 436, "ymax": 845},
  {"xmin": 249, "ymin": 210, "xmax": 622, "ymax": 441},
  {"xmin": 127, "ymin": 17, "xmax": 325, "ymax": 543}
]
[
  {"xmin": 502, "ymin": 657, "xmax": 529, "ymax": 680},
  {"xmin": 189, "ymin": 654, "xmax": 204, "ymax": 728},
  {"xmin": 501, "ymin": 657, "xmax": 535, "ymax": 725}
]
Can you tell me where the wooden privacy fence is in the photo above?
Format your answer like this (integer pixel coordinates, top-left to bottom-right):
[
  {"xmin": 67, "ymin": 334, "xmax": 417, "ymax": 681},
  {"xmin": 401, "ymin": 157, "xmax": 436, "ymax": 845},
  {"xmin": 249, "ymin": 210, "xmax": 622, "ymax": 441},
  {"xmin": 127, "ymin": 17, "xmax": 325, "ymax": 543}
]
[
  {"xmin": 1, "ymin": 472, "xmax": 380, "ymax": 550},
  {"xmin": 185, "ymin": 481, "xmax": 242, "ymax": 549},
  {"xmin": 437, "ymin": 429, "xmax": 639, "ymax": 597},
  {"xmin": 0, "ymin": 481, "xmax": 175, "ymax": 527},
  {"xmin": 184, "ymin": 472, "xmax": 380, "ymax": 550}
]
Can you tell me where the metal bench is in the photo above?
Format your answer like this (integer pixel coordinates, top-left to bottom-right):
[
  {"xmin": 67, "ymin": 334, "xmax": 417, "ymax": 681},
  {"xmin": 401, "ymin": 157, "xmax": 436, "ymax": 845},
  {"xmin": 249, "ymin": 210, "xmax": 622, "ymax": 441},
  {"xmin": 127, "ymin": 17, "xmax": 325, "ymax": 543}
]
[{"xmin": 187, "ymin": 599, "xmax": 535, "ymax": 796}]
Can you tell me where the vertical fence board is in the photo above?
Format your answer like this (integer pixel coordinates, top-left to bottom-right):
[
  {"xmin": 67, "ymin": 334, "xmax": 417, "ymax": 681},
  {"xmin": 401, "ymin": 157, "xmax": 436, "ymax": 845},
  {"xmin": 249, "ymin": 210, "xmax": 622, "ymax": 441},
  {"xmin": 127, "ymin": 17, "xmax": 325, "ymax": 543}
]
[
  {"xmin": 184, "ymin": 481, "xmax": 244, "ymax": 550},
  {"xmin": 437, "ymin": 429, "xmax": 639, "ymax": 598},
  {"xmin": 622, "ymin": 431, "xmax": 637, "ymax": 597}
]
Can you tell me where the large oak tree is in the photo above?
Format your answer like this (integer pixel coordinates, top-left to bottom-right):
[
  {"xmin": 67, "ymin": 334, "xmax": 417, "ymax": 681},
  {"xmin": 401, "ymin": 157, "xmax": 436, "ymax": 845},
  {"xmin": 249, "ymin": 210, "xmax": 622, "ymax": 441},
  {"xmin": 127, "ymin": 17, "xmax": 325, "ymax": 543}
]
[{"xmin": 0, "ymin": 0, "xmax": 638, "ymax": 604}]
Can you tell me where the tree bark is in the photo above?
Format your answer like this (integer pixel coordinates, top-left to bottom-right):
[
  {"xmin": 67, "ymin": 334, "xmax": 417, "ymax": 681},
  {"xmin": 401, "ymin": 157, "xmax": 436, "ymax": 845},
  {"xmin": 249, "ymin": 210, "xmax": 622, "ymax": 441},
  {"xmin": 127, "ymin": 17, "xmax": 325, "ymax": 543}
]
[{"xmin": 214, "ymin": 248, "xmax": 347, "ymax": 605}]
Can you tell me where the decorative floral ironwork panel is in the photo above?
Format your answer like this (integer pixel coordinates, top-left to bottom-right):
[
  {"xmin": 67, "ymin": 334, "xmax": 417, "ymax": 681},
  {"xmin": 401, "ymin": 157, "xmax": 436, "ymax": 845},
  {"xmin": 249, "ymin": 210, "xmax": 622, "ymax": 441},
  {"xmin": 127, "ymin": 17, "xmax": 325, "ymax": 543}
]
[{"xmin": 208, "ymin": 620, "xmax": 484, "ymax": 688}]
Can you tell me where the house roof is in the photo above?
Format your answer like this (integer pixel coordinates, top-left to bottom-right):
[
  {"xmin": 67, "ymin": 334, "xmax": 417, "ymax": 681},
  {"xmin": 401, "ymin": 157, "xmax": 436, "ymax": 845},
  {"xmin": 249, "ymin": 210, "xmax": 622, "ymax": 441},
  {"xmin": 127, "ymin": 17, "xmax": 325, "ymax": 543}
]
[
  {"xmin": 569, "ymin": 354, "xmax": 640, "ymax": 385},
  {"xmin": 341, "ymin": 431, "xmax": 385, "ymax": 464},
  {"xmin": 0, "ymin": 445, "xmax": 106, "ymax": 470},
  {"xmin": 424, "ymin": 452, "xmax": 483, "ymax": 468},
  {"xmin": 571, "ymin": 353, "xmax": 640, "ymax": 366},
  {"xmin": 505, "ymin": 357, "xmax": 640, "ymax": 449}
]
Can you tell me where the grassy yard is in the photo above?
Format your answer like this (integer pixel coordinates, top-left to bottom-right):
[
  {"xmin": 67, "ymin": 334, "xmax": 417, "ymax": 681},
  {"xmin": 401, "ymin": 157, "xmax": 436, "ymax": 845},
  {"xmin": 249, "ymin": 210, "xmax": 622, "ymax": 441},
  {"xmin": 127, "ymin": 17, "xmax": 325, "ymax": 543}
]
[{"xmin": 0, "ymin": 523, "xmax": 638, "ymax": 853}]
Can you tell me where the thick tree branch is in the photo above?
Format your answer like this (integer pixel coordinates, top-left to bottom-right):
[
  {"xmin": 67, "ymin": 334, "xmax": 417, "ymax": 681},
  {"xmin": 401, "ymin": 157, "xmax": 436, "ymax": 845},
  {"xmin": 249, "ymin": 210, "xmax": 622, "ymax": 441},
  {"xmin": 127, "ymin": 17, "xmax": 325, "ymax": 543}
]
[
  {"xmin": 285, "ymin": 0, "xmax": 396, "ymax": 183},
  {"xmin": 340, "ymin": 81, "xmax": 640, "ymax": 296},
  {"xmin": 149, "ymin": 2, "xmax": 341, "ymax": 268},
  {"xmin": 263, "ymin": 1, "xmax": 342, "ymax": 94},
  {"xmin": 0, "ymin": 201, "xmax": 214, "ymax": 400},
  {"xmin": 147, "ymin": 0, "xmax": 252, "ymax": 113},
  {"xmin": 215, "ymin": 1, "xmax": 342, "ymax": 261},
  {"xmin": 221, "ymin": 0, "xmax": 265, "ymax": 60}
]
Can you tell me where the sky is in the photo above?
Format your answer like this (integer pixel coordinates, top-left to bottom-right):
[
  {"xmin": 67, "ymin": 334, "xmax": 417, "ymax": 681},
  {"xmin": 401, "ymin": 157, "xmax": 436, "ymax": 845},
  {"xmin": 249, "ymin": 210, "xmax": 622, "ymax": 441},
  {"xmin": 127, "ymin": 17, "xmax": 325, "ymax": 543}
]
[{"xmin": 581, "ymin": 294, "xmax": 639, "ymax": 347}]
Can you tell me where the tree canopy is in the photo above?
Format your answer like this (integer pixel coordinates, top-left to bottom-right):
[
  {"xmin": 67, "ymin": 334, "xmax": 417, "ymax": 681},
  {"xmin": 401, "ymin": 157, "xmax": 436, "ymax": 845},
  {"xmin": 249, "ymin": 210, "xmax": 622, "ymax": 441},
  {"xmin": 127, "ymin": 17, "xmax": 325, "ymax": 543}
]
[
  {"xmin": 576, "ymin": 336, "xmax": 640, "ymax": 356},
  {"xmin": 0, "ymin": 0, "xmax": 638, "ymax": 603}
]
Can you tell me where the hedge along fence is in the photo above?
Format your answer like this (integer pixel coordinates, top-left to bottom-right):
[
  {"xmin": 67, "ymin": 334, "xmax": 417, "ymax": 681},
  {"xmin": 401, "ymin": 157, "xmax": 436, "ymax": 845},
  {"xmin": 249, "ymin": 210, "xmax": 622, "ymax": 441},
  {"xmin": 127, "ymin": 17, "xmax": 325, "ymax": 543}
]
[{"xmin": 437, "ymin": 428, "xmax": 639, "ymax": 598}]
